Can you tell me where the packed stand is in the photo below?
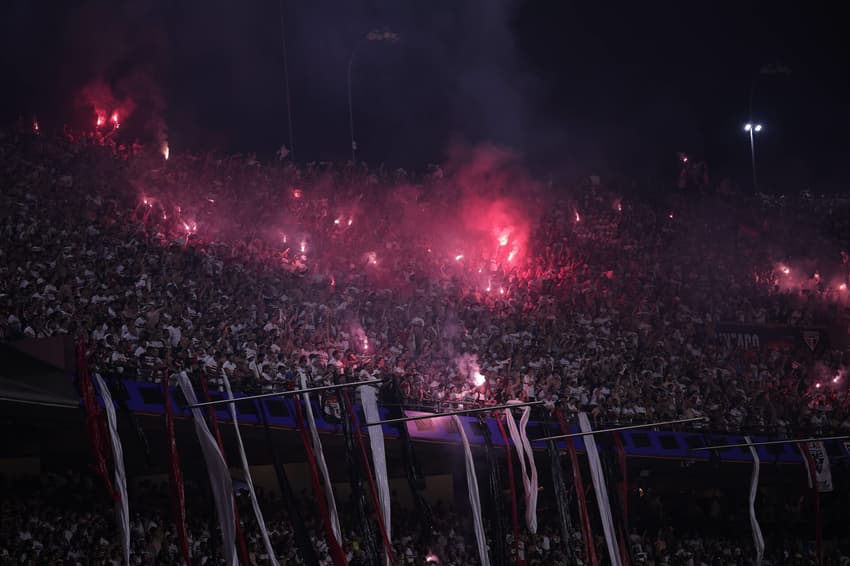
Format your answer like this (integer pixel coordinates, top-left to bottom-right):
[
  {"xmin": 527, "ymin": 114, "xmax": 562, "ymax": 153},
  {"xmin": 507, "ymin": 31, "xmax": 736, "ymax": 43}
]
[
  {"xmin": 1, "ymin": 126, "xmax": 850, "ymax": 435},
  {"xmin": 2, "ymin": 471, "xmax": 847, "ymax": 565}
]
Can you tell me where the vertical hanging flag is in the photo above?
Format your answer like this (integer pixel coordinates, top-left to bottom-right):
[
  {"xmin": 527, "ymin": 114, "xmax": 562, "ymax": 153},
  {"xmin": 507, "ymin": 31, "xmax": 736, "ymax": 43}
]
[
  {"xmin": 339, "ymin": 389, "xmax": 381, "ymax": 563},
  {"xmin": 359, "ymin": 384, "xmax": 394, "ymax": 566},
  {"xmin": 801, "ymin": 441, "xmax": 833, "ymax": 493},
  {"xmin": 744, "ymin": 436, "xmax": 765, "ymax": 566},
  {"xmin": 177, "ymin": 373, "xmax": 238, "ymax": 566},
  {"xmin": 197, "ymin": 374, "xmax": 250, "ymax": 566},
  {"xmin": 221, "ymin": 372, "xmax": 280, "ymax": 565},
  {"xmin": 547, "ymin": 438, "xmax": 580, "ymax": 566},
  {"xmin": 556, "ymin": 409, "xmax": 597, "ymax": 566},
  {"xmin": 93, "ymin": 374, "xmax": 131, "ymax": 566},
  {"xmin": 453, "ymin": 415, "xmax": 490, "ymax": 566},
  {"xmin": 504, "ymin": 404, "xmax": 539, "ymax": 533},
  {"xmin": 293, "ymin": 393, "xmax": 349, "ymax": 566},
  {"xmin": 163, "ymin": 378, "xmax": 192, "ymax": 566},
  {"xmin": 478, "ymin": 415, "xmax": 507, "ymax": 566},
  {"xmin": 495, "ymin": 417, "xmax": 521, "ymax": 563},
  {"xmin": 799, "ymin": 442, "xmax": 824, "ymax": 565},
  {"xmin": 299, "ymin": 372, "xmax": 343, "ymax": 543},
  {"xmin": 578, "ymin": 413, "xmax": 622, "ymax": 566},
  {"xmin": 257, "ymin": 400, "xmax": 319, "ymax": 566},
  {"xmin": 76, "ymin": 340, "xmax": 115, "ymax": 499},
  {"xmin": 387, "ymin": 380, "xmax": 436, "ymax": 541}
]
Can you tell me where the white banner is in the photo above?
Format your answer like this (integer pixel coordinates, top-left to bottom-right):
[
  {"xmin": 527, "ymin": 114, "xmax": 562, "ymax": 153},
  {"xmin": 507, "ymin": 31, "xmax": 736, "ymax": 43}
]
[
  {"xmin": 93, "ymin": 375, "xmax": 131, "ymax": 565},
  {"xmin": 504, "ymin": 404, "xmax": 539, "ymax": 534},
  {"xmin": 178, "ymin": 374, "xmax": 238, "ymax": 566},
  {"xmin": 360, "ymin": 383, "xmax": 392, "ymax": 566},
  {"xmin": 745, "ymin": 436, "xmax": 765, "ymax": 566},
  {"xmin": 298, "ymin": 371, "xmax": 343, "ymax": 544},
  {"xmin": 221, "ymin": 371, "xmax": 279, "ymax": 565},
  {"xmin": 454, "ymin": 415, "xmax": 490, "ymax": 566},
  {"xmin": 578, "ymin": 413, "xmax": 622, "ymax": 566}
]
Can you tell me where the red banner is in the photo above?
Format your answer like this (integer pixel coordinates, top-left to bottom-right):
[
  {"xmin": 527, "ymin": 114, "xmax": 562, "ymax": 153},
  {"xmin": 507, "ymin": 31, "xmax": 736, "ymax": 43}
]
[
  {"xmin": 496, "ymin": 416, "xmax": 521, "ymax": 564},
  {"xmin": 341, "ymin": 391, "xmax": 396, "ymax": 566},
  {"xmin": 556, "ymin": 409, "xmax": 598, "ymax": 566},
  {"xmin": 164, "ymin": 377, "xmax": 192, "ymax": 566},
  {"xmin": 294, "ymin": 396, "xmax": 349, "ymax": 566},
  {"xmin": 77, "ymin": 339, "xmax": 116, "ymax": 499}
]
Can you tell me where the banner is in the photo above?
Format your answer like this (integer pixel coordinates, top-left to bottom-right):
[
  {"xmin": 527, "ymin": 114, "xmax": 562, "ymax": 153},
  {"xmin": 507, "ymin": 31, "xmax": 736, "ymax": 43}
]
[
  {"xmin": 293, "ymin": 394, "xmax": 348, "ymax": 566},
  {"xmin": 578, "ymin": 413, "xmax": 622, "ymax": 566},
  {"xmin": 360, "ymin": 385, "xmax": 394, "ymax": 566},
  {"xmin": 478, "ymin": 415, "xmax": 507, "ymax": 566},
  {"xmin": 801, "ymin": 441, "xmax": 833, "ymax": 492},
  {"xmin": 93, "ymin": 374, "xmax": 130, "ymax": 566},
  {"xmin": 715, "ymin": 323, "xmax": 831, "ymax": 351},
  {"xmin": 556, "ymin": 410, "xmax": 597, "ymax": 566},
  {"xmin": 547, "ymin": 439, "xmax": 579, "ymax": 566},
  {"xmin": 504, "ymin": 404, "xmax": 539, "ymax": 534},
  {"xmin": 197, "ymin": 374, "xmax": 250, "ymax": 566},
  {"xmin": 177, "ymin": 374, "xmax": 238, "ymax": 566},
  {"xmin": 164, "ymin": 379, "xmax": 192, "ymax": 566},
  {"xmin": 454, "ymin": 415, "xmax": 490, "ymax": 566},
  {"xmin": 799, "ymin": 442, "xmax": 824, "ymax": 565},
  {"xmin": 386, "ymin": 380, "xmax": 436, "ymax": 545},
  {"xmin": 342, "ymin": 390, "xmax": 395, "ymax": 566},
  {"xmin": 340, "ymin": 391, "xmax": 381, "ymax": 565},
  {"xmin": 221, "ymin": 372, "xmax": 279, "ymax": 565},
  {"xmin": 495, "ymin": 417, "xmax": 520, "ymax": 562},
  {"xmin": 298, "ymin": 372, "xmax": 343, "ymax": 543},
  {"xmin": 744, "ymin": 436, "xmax": 765, "ymax": 566},
  {"xmin": 76, "ymin": 340, "xmax": 115, "ymax": 499},
  {"xmin": 257, "ymin": 400, "xmax": 319, "ymax": 566}
]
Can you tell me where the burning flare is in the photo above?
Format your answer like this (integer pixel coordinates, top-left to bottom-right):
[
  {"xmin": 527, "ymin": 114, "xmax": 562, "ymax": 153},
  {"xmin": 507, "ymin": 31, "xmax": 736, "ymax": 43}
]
[{"xmin": 472, "ymin": 371, "xmax": 486, "ymax": 387}]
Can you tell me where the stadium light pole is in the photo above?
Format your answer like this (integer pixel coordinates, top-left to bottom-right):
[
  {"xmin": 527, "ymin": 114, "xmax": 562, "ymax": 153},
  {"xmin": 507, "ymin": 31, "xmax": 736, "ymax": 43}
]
[
  {"xmin": 347, "ymin": 30, "xmax": 400, "ymax": 164},
  {"xmin": 744, "ymin": 123, "xmax": 762, "ymax": 191}
]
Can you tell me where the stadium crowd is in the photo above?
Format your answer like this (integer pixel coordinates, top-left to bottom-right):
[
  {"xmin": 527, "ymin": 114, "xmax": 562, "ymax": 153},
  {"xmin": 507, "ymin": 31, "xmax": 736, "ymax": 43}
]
[
  {"xmin": 1, "ymin": 471, "xmax": 844, "ymax": 565},
  {"xmin": 1, "ymin": 125, "xmax": 850, "ymax": 439}
]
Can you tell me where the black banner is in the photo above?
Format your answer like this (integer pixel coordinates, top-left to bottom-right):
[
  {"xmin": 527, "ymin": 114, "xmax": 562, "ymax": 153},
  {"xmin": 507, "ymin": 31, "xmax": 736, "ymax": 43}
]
[
  {"xmin": 386, "ymin": 378, "xmax": 436, "ymax": 544},
  {"xmin": 598, "ymin": 433, "xmax": 633, "ymax": 566},
  {"xmin": 478, "ymin": 415, "xmax": 507, "ymax": 566},
  {"xmin": 257, "ymin": 400, "xmax": 319, "ymax": 566},
  {"xmin": 340, "ymin": 390, "xmax": 380, "ymax": 566},
  {"xmin": 715, "ymin": 323, "xmax": 833, "ymax": 352},
  {"xmin": 548, "ymin": 439, "xmax": 579, "ymax": 566}
]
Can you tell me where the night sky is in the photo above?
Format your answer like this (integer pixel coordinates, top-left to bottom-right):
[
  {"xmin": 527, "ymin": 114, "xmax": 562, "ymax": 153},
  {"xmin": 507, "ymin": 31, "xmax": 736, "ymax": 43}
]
[{"xmin": 2, "ymin": 1, "xmax": 848, "ymax": 190}]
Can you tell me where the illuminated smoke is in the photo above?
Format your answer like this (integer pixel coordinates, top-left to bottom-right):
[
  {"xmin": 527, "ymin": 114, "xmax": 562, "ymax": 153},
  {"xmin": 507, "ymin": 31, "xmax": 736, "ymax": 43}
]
[{"xmin": 456, "ymin": 353, "xmax": 486, "ymax": 387}]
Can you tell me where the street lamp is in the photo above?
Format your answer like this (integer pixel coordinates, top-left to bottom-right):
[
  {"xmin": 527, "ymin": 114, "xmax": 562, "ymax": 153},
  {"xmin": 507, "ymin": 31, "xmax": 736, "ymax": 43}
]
[
  {"xmin": 744, "ymin": 123, "xmax": 763, "ymax": 190},
  {"xmin": 347, "ymin": 30, "xmax": 399, "ymax": 164}
]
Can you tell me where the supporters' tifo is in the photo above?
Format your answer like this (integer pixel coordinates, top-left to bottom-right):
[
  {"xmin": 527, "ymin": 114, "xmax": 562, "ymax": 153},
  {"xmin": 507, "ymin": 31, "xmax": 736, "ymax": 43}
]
[{"xmin": 1, "ymin": 126, "xmax": 849, "ymax": 565}]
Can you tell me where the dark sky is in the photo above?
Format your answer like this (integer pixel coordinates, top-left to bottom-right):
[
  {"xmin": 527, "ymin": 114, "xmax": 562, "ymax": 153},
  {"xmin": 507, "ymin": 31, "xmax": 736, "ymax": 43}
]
[{"xmin": 2, "ymin": 1, "xmax": 849, "ymax": 189}]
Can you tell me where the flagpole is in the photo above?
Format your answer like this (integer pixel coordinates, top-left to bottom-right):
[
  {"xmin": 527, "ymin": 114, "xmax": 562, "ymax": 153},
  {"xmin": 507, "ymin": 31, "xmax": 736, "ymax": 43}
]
[
  {"xmin": 691, "ymin": 435, "xmax": 849, "ymax": 452},
  {"xmin": 362, "ymin": 400, "xmax": 544, "ymax": 427},
  {"xmin": 184, "ymin": 379, "xmax": 384, "ymax": 409},
  {"xmin": 534, "ymin": 417, "xmax": 708, "ymax": 443}
]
